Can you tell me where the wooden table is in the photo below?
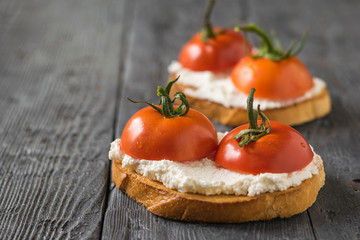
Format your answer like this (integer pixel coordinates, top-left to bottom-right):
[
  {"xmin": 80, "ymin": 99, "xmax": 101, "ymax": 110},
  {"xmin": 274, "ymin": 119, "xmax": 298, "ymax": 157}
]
[{"xmin": 1, "ymin": 0, "xmax": 359, "ymax": 239}]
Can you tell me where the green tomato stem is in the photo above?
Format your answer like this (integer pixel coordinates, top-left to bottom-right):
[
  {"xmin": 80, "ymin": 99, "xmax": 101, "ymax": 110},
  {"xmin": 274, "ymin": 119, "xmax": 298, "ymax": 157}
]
[
  {"xmin": 241, "ymin": 24, "xmax": 274, "ymax": 53},
  {"xmin": 236, "ymin": 23, "xmax": 308, "ymax": 61},
  {"xmin": 201, "ymin": 0, "xmax": 217, "ymax": 41},
  {"xmin": 247, "ymin": 88, "xmax": 258, "ymax": 129},
  {"xmin": 234, "ymin": 88, "xmax": 271, "ymax": 147}
]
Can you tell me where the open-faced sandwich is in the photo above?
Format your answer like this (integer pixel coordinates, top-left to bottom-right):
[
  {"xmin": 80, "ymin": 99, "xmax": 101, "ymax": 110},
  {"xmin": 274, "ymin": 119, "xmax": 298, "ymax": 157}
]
[
  {"xmin": 109, "ymin": 78, "xmax": 325, "ymax": 222},
  {"xmin": 168, "ymin": 1, "xmax": 331, "ymax": 126}
]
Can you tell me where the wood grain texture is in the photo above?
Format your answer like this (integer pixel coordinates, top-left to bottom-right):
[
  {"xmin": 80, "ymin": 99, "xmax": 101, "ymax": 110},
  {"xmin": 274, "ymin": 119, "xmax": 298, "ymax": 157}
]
[
  {"xmin": 0, "ymin": 0, "xmax": 122, "ymax": 239},
  {"xmin": 1, "ymin": 0, "xmax": 359, "ymax": 239},
  {"xmin": 249, "ymin": 1, "xmax": 360, "ymax": 239}
]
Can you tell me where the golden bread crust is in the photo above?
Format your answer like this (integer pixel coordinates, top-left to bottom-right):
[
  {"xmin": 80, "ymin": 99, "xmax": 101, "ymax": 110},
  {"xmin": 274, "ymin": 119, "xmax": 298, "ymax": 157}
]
[
  {"xmin": 169, "ymin": 77, "xmax": 331, "ymax": 126},
  {"xmin": 112, "ymin": 158, "xmax": 325, "ymax": 223}
]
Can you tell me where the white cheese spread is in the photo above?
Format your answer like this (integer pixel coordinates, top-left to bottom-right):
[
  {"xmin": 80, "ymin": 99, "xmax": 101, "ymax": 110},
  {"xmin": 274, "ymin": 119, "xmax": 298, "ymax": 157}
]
[
  {"xmin": 108, "ymin": 134, "xmax": 322, "ymax": 197},
  {"xmin": 168, "ymin": 61, "xmax": 326, "ymax": 109}
]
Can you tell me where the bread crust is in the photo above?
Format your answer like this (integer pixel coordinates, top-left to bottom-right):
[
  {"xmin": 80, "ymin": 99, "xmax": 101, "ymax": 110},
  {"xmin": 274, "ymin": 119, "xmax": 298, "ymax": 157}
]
[
  {"xmin": 169, "ymin": 80, "xmax": 331, "ymax": 127},
  {"xmin": 112, "ymin": 158, "xmax": 325, "ymax": 223}
]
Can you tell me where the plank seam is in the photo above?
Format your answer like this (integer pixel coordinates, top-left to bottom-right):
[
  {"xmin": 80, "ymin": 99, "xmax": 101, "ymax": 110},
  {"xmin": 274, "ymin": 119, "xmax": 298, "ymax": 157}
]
[{"xmin": 307, "ymin": 210, "xmax": 318, "ymax": 240}]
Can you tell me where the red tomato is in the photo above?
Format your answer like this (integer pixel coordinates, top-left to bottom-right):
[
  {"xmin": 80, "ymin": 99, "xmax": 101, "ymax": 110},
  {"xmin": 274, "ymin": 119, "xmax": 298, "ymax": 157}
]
[
  {"xmin": 231, "ymin": 56, "xmax": 314, "ymax": 100},
  {"xmin": 120, "ymin": 106, "xmax": 218, "ymax": 162},
  {"xmin": 179, "ymin": 28, "xmax": 251, "ymax": 72},
  {"xmin": 215, "ymin": 121, "xmax": 314, "ymax": 174}
]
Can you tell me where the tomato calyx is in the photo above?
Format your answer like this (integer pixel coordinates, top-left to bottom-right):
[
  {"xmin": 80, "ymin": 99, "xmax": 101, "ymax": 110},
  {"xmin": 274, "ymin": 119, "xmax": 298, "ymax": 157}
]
[
  {"xmin": 235, "ymin": 23, "xmax": 307, "ymax": 61},
  {"xmin": 127, "ymin": 77, "xmax": 189, "ymax": 118},
  {"xmin": 234, "ymin": 88, "xmax": 271, "ymax": 147}
]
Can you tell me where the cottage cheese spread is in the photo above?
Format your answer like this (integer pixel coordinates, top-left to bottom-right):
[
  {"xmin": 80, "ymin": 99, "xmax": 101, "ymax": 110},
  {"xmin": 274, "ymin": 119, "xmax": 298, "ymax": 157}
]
[
  {"xmin": 109, "ymin": 134, "xmax": 322, "ymax": 197},
  {"xmin": 168, "ymin": 61, "xmax": 326, "ymax": 109}
]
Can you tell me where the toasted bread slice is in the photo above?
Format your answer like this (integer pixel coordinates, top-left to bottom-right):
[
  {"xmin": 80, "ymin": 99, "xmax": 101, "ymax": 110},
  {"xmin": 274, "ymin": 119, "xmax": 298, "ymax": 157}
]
[
  {"xmin": 112, "ymin": 156, "xmax": 325, "ymax": 223},
  {"xmin": 169, "ymin": 78, "xmax": 331, "ymax": 127}
]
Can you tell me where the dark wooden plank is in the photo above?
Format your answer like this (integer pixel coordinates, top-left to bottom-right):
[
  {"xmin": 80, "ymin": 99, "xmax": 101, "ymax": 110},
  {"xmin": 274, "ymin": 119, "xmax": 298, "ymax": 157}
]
[
  {"xmin": 250, "ymin": 0, "xmax": 360, "ymax": 239},
  {"xmin": 102, "ymin": 0, "xmax": 322, "ymax": 239},
  {"xmin": 0, "ymin": 0, "xmax": 123, "ymax": 238},
  {"xmin": 295, "ymin": 2, "xmax": 360, "ymax": 240}
]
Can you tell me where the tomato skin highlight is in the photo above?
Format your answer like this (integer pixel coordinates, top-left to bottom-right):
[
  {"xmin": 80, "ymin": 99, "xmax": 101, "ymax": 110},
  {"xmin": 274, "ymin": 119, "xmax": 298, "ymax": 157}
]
[
  {"xmin": 215, "ymin": 121, "xmax": 314, "ymax": 174},
  {"xmin": 179, "ymin": 28, "xmax": 251, "ymax": 72},
  {"xmin": 120, "ymin": 106, "xmax": 218, "ymax": 162},
  {"xmin": 231, "ymin": 56, "xmax": 314, "ymax": 100}
]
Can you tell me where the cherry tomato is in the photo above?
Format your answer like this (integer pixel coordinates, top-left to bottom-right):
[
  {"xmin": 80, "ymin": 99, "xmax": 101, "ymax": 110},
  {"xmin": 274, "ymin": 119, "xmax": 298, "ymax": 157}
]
[
  {"xmin": 231, "ymin": 56, "xmax": 314, "ymax": 100},
  {"xmin": 215, "ymin": 121, "xmax": 314, "ymax": 174},
  {"xmin": 179, "ymin": 28, "xmax": 251, "ymax": 72},
  {"xmin": 121, "ymin": 106, "xmax": 218, "ymax": 162}
]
